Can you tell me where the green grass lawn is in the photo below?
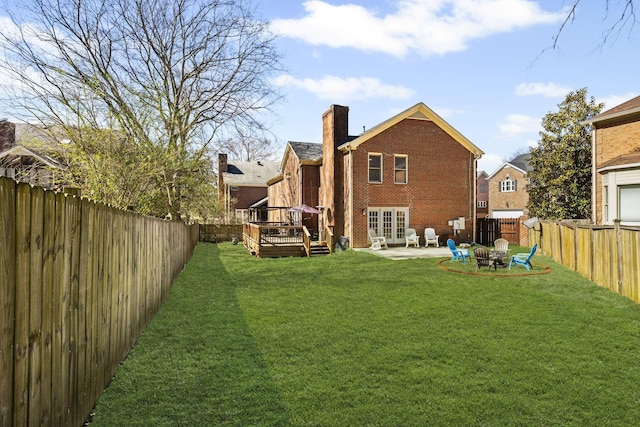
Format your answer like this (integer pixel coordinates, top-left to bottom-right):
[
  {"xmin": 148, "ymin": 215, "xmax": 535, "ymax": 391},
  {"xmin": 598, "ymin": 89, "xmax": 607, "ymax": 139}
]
[{"xmin": 90, "ymin": 243, "xmax": 640, "ymax": 426}]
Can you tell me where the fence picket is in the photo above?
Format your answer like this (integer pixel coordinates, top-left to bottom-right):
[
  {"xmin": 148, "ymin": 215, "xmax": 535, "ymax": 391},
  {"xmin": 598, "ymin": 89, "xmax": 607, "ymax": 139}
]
[
  {"xmin": 28, "ymin": 187, "xmax": 45, "ymax": 426},
  {"xmin": 41, "ymin": 190, "xmax": 56, "ymax": 426},
  {"xmin": 14, "ymin": 183, "xmax": 32, "ymax": 427},
  {"xmin": 0, "ymin": 178, "xmax": 16, "ymax": 426}
]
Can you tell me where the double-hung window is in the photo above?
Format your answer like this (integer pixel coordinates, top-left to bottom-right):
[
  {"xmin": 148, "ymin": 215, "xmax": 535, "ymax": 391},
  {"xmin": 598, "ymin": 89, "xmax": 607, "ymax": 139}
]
[
  {"xmin": 619, "ymin": 185, "xmax": 640, "ymax": 223},
  {"xmin": 369, "ymin": 153, "xmax": 382, "ymax": 183},
  {"xmin": 500, "ymin": 177, "xmax": 516, "ymax": 192},
  {"xmin": 394, "ymin": 155, "xmax": 407, "ymax": 184}
]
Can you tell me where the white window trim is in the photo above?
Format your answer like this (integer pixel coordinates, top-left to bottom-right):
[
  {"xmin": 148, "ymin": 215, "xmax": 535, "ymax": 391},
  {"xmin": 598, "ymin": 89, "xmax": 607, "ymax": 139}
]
[
  {"xmin": 601, "ymin": 169, "xmax": 640, "ymax": 225},
  {"xmin": 394, "ymin": 154, "xmax": 408, "ymax": 184},
  {"xmin": 500, "ymin": 177, "xmax": 516, "ymax": 192},
  {"xmin": 368, "ymin": 153, "xmax": 383, "ymax": 184}
]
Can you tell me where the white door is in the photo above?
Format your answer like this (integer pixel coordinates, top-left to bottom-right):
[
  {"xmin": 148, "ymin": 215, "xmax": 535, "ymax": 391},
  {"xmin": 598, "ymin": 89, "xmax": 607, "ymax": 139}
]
[{"xmin": 368, "ymin": 207, "xmax": 409, "ymax": 245}]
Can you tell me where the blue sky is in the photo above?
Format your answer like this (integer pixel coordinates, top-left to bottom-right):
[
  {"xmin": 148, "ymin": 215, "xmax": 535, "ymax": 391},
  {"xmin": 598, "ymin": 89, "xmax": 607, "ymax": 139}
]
[{"xmin": 258, "ymin": 0, "xmax": 639, "ymax": 174}]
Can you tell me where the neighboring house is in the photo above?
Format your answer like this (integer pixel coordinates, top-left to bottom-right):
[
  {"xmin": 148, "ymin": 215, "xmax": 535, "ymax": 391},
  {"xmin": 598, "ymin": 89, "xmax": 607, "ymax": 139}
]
[
  {"xmin": 217, "ymin": 153, "xmax": 279, "ymax": 223},
  {"xmin": 477, "ymin": 170, "xmax": 489, "ymax": 218},
  {"xmin": 269, "ymin": 102, "xmax": 484, "ymax": 248},
  {"xmin": 267, "ymin": 141, "xmax": 323, "ymax": 230},
  {"xmin": 487, "ymin": 153, "xmax": 532, "ymax": 218},
  {"xmin": 0, "ymin": 120, "xmax": 66, "ymax": 189},
  {"xmin": 583, "ymin": 95, "xmax": 640, "ymax": 226}
]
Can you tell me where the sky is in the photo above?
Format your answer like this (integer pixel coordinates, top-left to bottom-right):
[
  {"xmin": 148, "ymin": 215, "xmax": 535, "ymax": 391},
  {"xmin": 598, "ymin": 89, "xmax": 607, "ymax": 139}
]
[{"xmin": 256, "ymin": 0, "xmax": 639, "ymax": 174}]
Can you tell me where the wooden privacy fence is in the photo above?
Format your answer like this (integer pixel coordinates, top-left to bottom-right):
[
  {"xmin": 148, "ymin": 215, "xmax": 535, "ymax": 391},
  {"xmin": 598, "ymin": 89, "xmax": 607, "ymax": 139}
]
[
  {"xmin": 0, "ymin": 178, "xmax": 199, "ymax": 426},
  {"xmin": 199, "ymin": 224, "xmax": 242, "ymax": 243},
  {"xmin": 529, "ymin": 219, "xmax": 640, "ymax": 303}
]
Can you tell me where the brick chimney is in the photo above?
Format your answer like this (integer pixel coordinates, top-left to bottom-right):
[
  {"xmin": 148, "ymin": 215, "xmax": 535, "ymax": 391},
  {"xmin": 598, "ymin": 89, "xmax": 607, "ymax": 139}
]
[
  {"xmin": 0, "ymin": 120, "xmax": 16, "ymax": 152},
  {"xmin": 218, "ymin": 153, "xmax": 228, "ymax": 200},
  {"xmin": 320, "ymin": 105, "xmax": 349, "ymax": 236}
]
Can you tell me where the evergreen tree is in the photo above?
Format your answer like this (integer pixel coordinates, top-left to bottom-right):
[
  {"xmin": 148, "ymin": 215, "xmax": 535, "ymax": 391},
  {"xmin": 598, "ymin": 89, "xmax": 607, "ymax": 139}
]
[{"xmin": 527, "ymin": 88, "xmax": 604, "ymax": 219}]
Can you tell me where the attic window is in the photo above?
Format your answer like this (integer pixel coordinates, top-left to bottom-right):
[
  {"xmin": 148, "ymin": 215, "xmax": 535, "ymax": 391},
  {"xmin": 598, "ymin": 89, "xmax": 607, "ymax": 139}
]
[{"xmin": 499, "ymin": 177, "xmax": 516, "ymax": 192}]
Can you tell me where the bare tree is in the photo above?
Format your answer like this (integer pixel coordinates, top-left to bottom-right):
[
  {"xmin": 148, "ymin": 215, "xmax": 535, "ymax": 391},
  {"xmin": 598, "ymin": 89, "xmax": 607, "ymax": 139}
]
[
  {"xmin": 215, "ymin": 125, "xmax": 281, "ymax": 162},
  {"xmin": 0, "ymin": 0, "xmax": 282, "ymax": 219},
  {"xmin": 554, "ymin": 0, "xmax": 636, "ymax": 48}
]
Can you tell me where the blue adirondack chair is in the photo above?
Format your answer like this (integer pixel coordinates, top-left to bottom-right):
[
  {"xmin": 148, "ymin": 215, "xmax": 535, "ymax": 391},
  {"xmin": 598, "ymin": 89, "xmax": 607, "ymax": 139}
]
[
  {"xmin": 508, "ymin": 243, "xmax": 538, "ymax": 271},
  {"xmin": 447, "ymin": 238, "xmax": 470, "ymax": 264}
]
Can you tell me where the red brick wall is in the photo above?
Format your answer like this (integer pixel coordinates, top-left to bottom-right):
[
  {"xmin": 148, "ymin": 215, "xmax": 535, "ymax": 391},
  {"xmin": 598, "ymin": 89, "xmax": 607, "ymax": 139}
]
[
  {"xmin": 230, "ymin": 186, "xmax": 267, "ymax": 209},
  {"xmin": 348, "ymin": 118, "xmax": 475, "ymax": 247},
  {"xmin": 0, "ymin": 121, "xmax": 16, "ymax": 151},
  {"xmin": 476, "ymin": 173, "xmax": 489, "ymax": 218}
]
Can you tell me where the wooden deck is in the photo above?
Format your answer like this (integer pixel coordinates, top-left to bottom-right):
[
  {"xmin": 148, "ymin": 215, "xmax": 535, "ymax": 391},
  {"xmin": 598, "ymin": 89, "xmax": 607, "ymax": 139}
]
[{"xmin": 243, "ymin": 223, "xmax": 333, "ymax": 258}]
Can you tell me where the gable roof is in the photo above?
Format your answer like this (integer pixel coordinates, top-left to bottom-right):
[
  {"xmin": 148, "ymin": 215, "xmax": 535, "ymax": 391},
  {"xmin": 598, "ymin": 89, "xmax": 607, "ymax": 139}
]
[
  {"xmin": 222, "ymin": 160, "xmax": 279, "ymax": 187},
  {"xmin": 268, "ymin": 141, "xmax": 323, "ymax": 186},
  {"xmin": 0, "ymin": 144, "xmax": 64, "ymax": 169},
  {"xmin": 509, "ymin": 153, "xmax": 532, "ymax": 172},
  {"xmin": 286, "ymin": 141, "xmax": 322, "ymax": 165},
  {"xmin": 585, "ymin": 95, "xmax": 640, "ymax": 126},
  {"xmin": 487, "ymin": 153, "xmax": 532, "ymax": 180},
  {"xmin": 337, "ymin": 102, "xmax": 484, "ymax": 157}
]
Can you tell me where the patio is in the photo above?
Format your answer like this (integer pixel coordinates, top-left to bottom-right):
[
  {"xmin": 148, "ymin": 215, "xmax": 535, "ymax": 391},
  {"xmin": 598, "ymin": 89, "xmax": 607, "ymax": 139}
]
[{"xmin": 354, "ymin": 245, "xmax": 452, "ymax": 260}]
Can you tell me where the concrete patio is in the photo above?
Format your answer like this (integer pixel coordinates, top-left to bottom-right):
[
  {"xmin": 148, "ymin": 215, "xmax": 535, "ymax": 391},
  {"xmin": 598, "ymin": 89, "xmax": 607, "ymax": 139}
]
[{"xmin": 354, "ymin": 245, "xmax": 453, "ymax": 260}]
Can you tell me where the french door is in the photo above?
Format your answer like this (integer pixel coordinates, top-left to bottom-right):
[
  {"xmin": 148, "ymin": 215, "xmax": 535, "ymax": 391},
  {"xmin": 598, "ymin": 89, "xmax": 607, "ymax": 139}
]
[{"xmin": 368, "ymin": 207, "xmax": 409, "ymax": 245}]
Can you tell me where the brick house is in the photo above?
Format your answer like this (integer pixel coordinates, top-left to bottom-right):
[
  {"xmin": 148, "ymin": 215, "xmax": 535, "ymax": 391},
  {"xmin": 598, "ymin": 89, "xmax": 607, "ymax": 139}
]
[
  {"xmin": 218, "ymin": 153, "xmax": 279, "ymax": 223},
  {"xmin": 583, "ymin": 95, "xmax": 640, "ymax": 226},
  {"xmin": 269, "ymin": 102, "xmax": 484, "ymax": 248},
  {"xmin": 477, "ymin": 170, "xmax": 489, "ymax": 218},
  {"xmin": 0, "ymin": 120, "xmax": 66, "ymax": 189},
  {"xmin": 486, "ymin": 153, "xmax": 532, "ymax": 218},
  {"xmin": 267, "ymin": 141, "xmax": 323, "ymax": 231}
]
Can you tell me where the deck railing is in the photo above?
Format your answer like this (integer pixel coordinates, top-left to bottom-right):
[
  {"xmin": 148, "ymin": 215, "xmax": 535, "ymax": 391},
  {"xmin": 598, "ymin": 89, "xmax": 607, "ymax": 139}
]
[{"xmin": 243, "ymin": 223, "xmax": 306, "ymax": 257}]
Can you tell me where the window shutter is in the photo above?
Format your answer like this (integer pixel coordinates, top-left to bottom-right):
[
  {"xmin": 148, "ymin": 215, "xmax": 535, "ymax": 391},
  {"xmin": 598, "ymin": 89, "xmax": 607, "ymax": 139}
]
[
  {"xmin": 498, "ymin": 181, "xmax": 502, "ymax": 192},
  {"xmin": 514, "ymin": 180, "xmax": 518, "ymax": 191}
]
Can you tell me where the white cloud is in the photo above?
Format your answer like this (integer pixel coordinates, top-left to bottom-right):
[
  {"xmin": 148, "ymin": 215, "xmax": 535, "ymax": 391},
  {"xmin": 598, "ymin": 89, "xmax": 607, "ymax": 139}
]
[
  {"xmin": 515, "ymin": 82, "xmax": 572, "ymax": 97},
  {"xmin": 271, "ymin": 74, "xmax": 414, "ymax": 101},
  {"xmin": 271, "ymin": 0, "xmax": 566, "ymax": 57},
  {"xmin": 598, "ymin": 92, "xmax": 639, "ymax": 111},
  {"xmin": 498, "ymin": 114, "xmax": 541, "ymax": 139},
  {"xmin": 478, "ymin": 153, "xmax": 503, "ymax": 174}
]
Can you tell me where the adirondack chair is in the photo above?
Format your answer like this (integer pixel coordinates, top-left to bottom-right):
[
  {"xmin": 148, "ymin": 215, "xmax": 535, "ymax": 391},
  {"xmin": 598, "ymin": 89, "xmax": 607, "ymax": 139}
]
[
  {"xmin": 493, "ymin": 238, "xmax": 509, "ymax": 256},
  {"xmin": 405, "ymin": 228, "xmax": 420, "ymax": 247},
  {"xmin": 473, "ymin": 247, "xmax": 496, "ymax": 272},
  {"xmin": 424, "ymin": 227, "xmax": 439, "ymax": 247},
  {"xmin": 368, "ymin": 229, "xmax": 388, "ymax": 250},
  {"xmin": 508, "ymin": 243, "xmax": 538, "ymax": 271},
  {"xmin": 447, "ymin": 238, "xmax": 470, "ymax": 264},
  {"xmin": 493, "ymin": 238, "xmax": 509, "ymax": 266}
]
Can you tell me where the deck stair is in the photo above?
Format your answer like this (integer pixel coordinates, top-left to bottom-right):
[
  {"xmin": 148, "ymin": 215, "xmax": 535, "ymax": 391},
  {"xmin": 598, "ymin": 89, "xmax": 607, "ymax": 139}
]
[{"xmin": 309, "ymin": 241, "xmax": 331, "ymax": 256}]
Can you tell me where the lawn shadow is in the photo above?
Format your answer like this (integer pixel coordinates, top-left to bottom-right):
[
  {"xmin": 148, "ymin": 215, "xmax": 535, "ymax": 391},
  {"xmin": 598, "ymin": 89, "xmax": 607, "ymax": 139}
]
[{"xmin": 90, "ymin": 242, "xmax": 290, "ymax": 426}]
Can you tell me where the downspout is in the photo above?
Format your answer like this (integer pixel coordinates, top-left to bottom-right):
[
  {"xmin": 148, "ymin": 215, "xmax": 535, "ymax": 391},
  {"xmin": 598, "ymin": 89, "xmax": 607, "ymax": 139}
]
[
  {"xmin": 472, "ymin": 153, "xmax": 478, "ymax": 243},
  {"xmin": 348, "ymin": 148, "xmax": 354, "ymax": 245},
  {"xmin": 591, "ymin": 127, "xmax": 597, "ymax": 224}
]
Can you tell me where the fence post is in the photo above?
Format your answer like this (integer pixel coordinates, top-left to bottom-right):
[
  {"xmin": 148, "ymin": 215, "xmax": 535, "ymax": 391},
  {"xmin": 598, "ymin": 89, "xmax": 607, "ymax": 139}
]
[{"xmin": 614, "ymin": 219, "xmax": 623, "ymax": 294}]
